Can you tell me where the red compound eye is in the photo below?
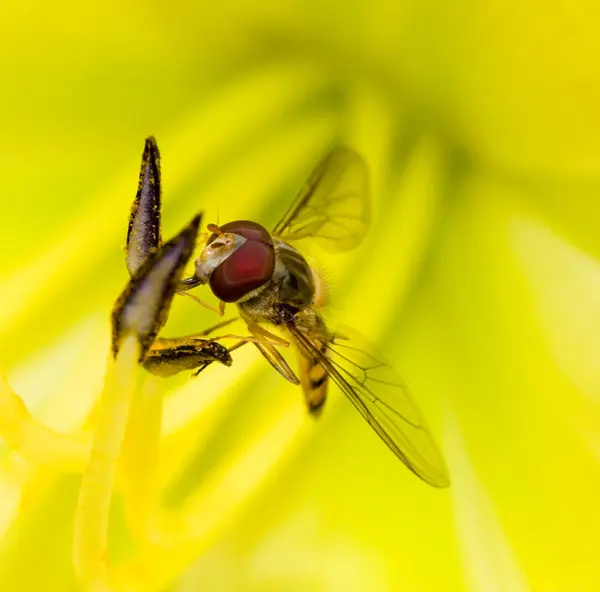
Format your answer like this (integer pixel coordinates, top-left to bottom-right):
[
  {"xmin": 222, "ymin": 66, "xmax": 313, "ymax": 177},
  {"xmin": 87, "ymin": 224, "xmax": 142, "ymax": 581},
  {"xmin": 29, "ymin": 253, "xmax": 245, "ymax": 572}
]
[
  {"xmin": 208, "ymin": 220, "xmax": 275, "ymax": 302},
  {"xmin": 207, "ymin": 220, "xmax": 273, "ymax": 245}
]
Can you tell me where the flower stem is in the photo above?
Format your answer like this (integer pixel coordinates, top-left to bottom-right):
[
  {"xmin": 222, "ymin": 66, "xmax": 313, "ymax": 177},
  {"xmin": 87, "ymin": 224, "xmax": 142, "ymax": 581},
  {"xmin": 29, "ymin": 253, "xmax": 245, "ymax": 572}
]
[
  {"xmin": 73, "ymin": 335, "xmax": 139, "ymax": 590},
  {"xmin": 119, "ymin": 374, "xmax": 163, "ymax": 545}
]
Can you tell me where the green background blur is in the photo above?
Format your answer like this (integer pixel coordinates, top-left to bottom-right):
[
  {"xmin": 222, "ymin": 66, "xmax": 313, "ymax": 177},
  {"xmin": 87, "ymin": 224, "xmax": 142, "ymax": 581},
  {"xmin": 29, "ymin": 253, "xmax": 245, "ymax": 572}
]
[{"xmin": 1, "ymin": 1, "xmax": 600, "ymax": 590}]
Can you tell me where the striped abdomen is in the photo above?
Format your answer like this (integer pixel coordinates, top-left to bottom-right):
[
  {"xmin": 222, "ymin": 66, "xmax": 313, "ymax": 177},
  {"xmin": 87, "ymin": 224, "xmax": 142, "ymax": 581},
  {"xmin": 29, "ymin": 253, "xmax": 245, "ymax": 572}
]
[{"xmin": 288, "ymin": 315, "xmax": 330, "ymax": 415}]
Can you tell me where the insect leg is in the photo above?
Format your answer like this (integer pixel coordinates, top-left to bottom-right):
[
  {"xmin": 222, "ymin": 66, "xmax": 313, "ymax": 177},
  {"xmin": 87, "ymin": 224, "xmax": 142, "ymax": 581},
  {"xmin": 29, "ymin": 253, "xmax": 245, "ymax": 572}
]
[
  {"xmin": 252, "ymin": 339, "xmax": 300, "ymax": 384},
  {"xmin": 183, "ymin": 317, "xmax": 239, "ymax": 337},
  {"xmin": 245, "ymin": 320, "xmax": 291, "ymax": 348},
  {"xmin": 176, "ymin": 289, "xmax": 223, "ymax": 315}
]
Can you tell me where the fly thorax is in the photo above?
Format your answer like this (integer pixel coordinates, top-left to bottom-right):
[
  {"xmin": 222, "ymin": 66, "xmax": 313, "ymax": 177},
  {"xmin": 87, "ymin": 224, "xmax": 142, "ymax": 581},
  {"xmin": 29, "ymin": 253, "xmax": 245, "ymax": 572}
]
[{"xmin": 275, "ymin": 241, "xmax": 315, "ymax": 309}]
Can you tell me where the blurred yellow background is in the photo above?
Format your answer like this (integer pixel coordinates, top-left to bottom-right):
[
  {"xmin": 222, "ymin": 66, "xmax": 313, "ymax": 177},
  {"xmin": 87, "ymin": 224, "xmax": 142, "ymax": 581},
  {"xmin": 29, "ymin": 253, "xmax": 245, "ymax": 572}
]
[{"xmin": 1, "ymin": 1, "xmax": 600, "ymax": 590}]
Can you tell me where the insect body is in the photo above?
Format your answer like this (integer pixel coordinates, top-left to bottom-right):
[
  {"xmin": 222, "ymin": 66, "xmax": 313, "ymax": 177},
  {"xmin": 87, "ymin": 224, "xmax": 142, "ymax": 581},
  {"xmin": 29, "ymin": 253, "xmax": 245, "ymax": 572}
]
[
  {"xmin": 179, "ymin": 147, "xmax": 451, "ymax": 488},
  {"xmin": 187, "ymin": 219, "xmax": 328, "ymax": 409}
]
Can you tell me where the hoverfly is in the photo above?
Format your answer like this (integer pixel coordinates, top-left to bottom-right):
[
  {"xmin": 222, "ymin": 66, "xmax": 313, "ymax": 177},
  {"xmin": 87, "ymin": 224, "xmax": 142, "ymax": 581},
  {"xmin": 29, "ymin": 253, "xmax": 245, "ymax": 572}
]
[{"xmin": 175, "ymin": 146, "xmax": 451, "ymax": 488}]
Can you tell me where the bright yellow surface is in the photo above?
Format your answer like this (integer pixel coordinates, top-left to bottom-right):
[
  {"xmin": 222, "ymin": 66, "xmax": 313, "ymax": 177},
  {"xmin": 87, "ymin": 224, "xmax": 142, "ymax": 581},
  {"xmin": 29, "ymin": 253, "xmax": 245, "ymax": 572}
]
[{"xmin": 1, "ymin": 1, "xmax": 600, "ymax": 590}]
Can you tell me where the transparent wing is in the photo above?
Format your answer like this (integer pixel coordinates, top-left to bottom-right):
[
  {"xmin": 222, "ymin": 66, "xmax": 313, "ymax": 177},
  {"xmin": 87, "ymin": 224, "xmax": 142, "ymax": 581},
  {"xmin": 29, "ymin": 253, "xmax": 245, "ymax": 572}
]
[
  {"xmin": 288, "ymin": 323, "xmax": 450, "ymax": 488},
  {"xmin": 272, "ymin": 147, "xmax": 370, "ymax": 253}
]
